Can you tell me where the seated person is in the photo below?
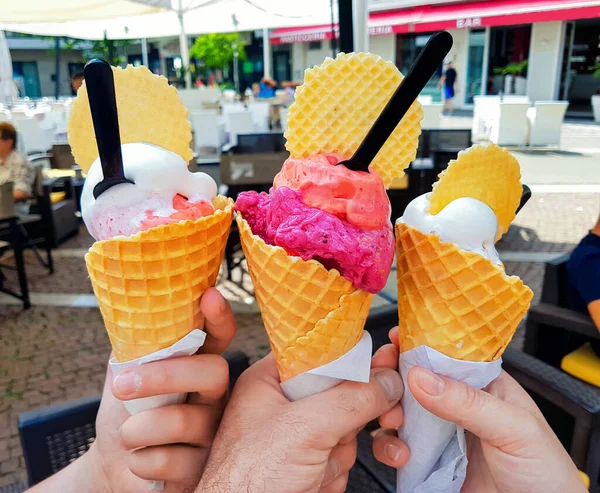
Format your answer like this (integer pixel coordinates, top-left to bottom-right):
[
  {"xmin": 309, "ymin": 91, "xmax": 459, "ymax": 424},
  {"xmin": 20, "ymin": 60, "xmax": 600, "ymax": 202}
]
[
  {"xmin": 71, "ymin": 71, "xmax": 84, "ymax": 93},
  {"xmin": 0, "ymin": 122, "xmax": 34, "ymax": 216},
  {"xmin": 567, "ymin": 213, "xmax": 600, "ymax": 356},
  {"xmin": 258, "ymin": 76, "xmax": 277, "ymax": 98}
]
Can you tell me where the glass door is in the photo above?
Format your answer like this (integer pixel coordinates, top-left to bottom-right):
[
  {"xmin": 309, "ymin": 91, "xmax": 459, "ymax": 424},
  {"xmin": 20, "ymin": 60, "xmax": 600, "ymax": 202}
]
[
  {"xmin": 559, "ymin": 22, "xmax": 575, "ymax": 100},
  {"xmin": 466, "ymin": 29, "xmax": 486, "ymax": 104}
]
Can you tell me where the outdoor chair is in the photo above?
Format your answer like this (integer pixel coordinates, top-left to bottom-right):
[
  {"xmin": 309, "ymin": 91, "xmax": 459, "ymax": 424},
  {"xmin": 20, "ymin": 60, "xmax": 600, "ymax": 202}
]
[
  {"xmin": 472, "ymin": 95, "xmax": 500, "ymax": 142},
  {"xmin": 523, "ymin": 254, "xmax": 599, "ymax": 368},
  {"xmin": 526, "ymin": 100, "xmax": 569, "ymax": 146},
  {"xmin": 490, "ymin": 101, "xmax": 530, "ymax": 146},
  {"xmin": 11, "ymin": 118, "xmax": 53, "ymax": 155},
  {"xmin": 224, "ymin": 110, "xmax": 253, "ymax": 146},
  {"xmin": 503, "ymin": 348, "xmax": 600, "ymax": 492},
  {"xmin": 420, "ymin": 103, "xmax": 443, "ymax": 129},
  {"xmin": 247, "ymin": 101, "xmax": 270, "ymax": 132},
  {"xmin": 189, "ymin": 109, "xmax": 225, "ymax": 164}
]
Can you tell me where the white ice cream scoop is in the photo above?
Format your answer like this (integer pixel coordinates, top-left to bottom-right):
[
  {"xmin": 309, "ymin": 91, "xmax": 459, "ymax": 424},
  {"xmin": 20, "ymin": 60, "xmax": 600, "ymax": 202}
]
[
  {"xmin": 81, "ymin": 142, "xmax": 217, "ymax": 241},
  {"xmin": 400, "ymin": 193, "xmax": 502, "ymax": 265}
]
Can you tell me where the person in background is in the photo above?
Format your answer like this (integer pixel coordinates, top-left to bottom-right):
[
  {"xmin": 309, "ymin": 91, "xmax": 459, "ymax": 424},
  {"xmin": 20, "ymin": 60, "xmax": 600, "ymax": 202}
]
[
  {"xmin": 71, "ymin": 71, "xmax": 84, "ymax": 93},
  {"xmin": 259, "ymin": 76, "xmax": 277, "ymax": 98},
  {"xmin": 567, "ymin": 212, "xmax": 600, "ymax": 356},
  {"xmin": 439, "ymin": 61, "xmax": 457, "ymax": 114},
  {"xmin": 0, "ymin": 122, "xmax": 34, "ymax": 216}
]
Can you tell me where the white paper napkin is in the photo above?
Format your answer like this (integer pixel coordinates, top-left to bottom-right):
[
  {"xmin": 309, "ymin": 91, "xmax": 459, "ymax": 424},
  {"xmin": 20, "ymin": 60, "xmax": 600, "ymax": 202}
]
[
  {"xmin": 109, "ymin": 329, "xmax": 207, "ymax": 491},
  {"xmin": 280, "ymin": 331, "xmax": 373, "ymax": 401},
  {"xmin": 397, "ymin": 346, "xmax": 503, "ymax": 493}
]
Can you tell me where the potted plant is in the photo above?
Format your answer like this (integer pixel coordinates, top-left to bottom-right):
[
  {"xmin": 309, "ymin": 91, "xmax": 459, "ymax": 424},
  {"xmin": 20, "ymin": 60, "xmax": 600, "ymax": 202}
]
[
  {"xmin": 589, "ymin": 62, "xmax": 600, "ymax": 122},
  {"xmin": 493, "ymin": 60, "xmax": 528, "ymax": 95}
]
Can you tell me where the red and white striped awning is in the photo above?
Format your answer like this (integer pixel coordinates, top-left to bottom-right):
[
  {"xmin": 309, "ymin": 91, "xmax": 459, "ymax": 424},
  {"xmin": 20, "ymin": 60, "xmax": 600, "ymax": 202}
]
[{"xmin": 271, "ymin": 0, "xmax": 600, "ymax": 44}]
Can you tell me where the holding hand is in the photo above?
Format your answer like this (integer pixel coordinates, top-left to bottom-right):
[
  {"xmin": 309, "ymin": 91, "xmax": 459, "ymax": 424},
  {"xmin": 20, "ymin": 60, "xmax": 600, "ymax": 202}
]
[
  {"xmin": 28, "ymin": 288, "xmax": 237, "ymax": 493},
  {"xmin": 372, "ymin": 328, "xmax": 586, "ymax": 493},
  {"xmin": 198, "ymin": 352, "xmax": 405, "ymax": 493}
]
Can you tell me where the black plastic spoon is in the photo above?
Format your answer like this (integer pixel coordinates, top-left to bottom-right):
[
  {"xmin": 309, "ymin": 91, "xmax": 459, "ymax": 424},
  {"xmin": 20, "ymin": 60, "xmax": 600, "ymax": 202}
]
[
  {"xmin": 337, "ymin": 31, "xmax": 454, "ymax": 173},
  {"xmin": 516, "ymin": 184, "xmax": 531, "ymax": 214},
  {"xmin": 84, "ymin": 58, "xmax": 134, "ymax": 199}
]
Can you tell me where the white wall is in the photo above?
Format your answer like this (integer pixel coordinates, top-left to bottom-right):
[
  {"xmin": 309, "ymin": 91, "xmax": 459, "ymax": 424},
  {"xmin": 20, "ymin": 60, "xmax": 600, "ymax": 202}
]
[
  {"xmin": 291, "ymin": 40, "xmax": 334, "ymax": 81},
  {"xmin": 10, "ymin": 49, "xmax": 84, "ymax": 97},
  {"xmin": 526, "ymin": 21, "xmax": 564, "ymax": 102},
  {"xmin": 445, "ymin": 29, "xmax": 469, "ymax": 108},
  {"xmin": 369, "ymin": 35, "xmax": 396, "ymax": 63}
]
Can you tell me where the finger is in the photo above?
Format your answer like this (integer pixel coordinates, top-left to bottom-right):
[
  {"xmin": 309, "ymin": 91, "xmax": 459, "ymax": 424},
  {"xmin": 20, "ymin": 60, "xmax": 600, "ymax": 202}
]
[
  {"xmin": 378, "ymin": 402, "xmax": 404, "ymax": 429},
  {"xmin": 322, "ymin": 439, "xmax": 357, "ymax": 486},
  {"xmin": 120, "ymin": 404, "xmax": 219, "ymax": 450},
  {"xmin": 371, "ymin": 343, "xmax": 399, "ymax": 369},
  {"xmin": 486, "ymin": 371, "xmax": 546, "ymax": 420},
  {"xmin": 295, "ymin": 368, "xmax": 404, "ymax": 441},
  {"xmin": 408, "ymin": 367, "xmax": 539, "ymax": 448},
  {"xmin": 111, "ymin": 353, "xmax": 229, "ymax": 402},
  {"xmin": 199, "ymin": 287, "xmax": 238, "ymax": 354},
  {"xmin": 389, "ymin": 326, "xmax": 399, "ymax": 347},
  {"xmin": 372, "ymin": 429, "xmax": 410, "ymax": 468},
  {"xmin": 129, "ymin": 444, "xmax": 208, "ymax": 483},
  {"xmin": 339, "ymin": 426, "xmax": 362, "ymax": 445},
  {"xmin": 320, "ymin": 473, "xmax": 349, "ymax": 493}
]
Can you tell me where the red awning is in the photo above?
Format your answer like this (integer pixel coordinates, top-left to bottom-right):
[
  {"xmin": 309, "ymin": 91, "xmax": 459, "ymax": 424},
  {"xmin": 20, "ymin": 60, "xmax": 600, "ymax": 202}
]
[{"xmin": 271, "ymin": 0, "xmax": 600, "ymax": 44}]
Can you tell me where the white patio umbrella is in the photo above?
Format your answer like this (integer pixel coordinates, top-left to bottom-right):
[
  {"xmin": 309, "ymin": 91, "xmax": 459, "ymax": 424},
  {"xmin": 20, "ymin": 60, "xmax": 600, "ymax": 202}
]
[
  {"xmin": 0, "ymin": 31, "xmax": 19, "ymax": 105},
  {"xmin": 0, "ymin": 0, "xmax": 336, "ymax": 88}
]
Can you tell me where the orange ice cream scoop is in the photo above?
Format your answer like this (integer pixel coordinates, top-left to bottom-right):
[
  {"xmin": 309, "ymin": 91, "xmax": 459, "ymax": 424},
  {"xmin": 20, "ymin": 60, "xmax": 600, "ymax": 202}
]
[
  {"xmin": 140, "ymin": 194, "xmax": 214, "ymax": 231},
  {"xmin": 273, "ymin": 153, "xmax": 391, "ymax": 231}
]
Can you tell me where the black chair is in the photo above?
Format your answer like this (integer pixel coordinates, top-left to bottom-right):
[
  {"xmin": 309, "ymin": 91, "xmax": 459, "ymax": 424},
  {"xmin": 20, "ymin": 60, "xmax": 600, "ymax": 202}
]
[
  {"xmin": 524, "ymin": 254, "xmax": 599, "ymax": 368},
  {"xmin": 503, "ymin": 348, "xmax": 600, "ymax": 492},
  {"xmin": 17, "ymin": 351, "xmax": 251, "ymax": 488}
]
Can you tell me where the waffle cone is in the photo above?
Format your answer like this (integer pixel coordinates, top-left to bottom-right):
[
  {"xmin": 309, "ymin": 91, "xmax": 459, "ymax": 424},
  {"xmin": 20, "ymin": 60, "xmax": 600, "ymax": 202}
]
[
  {"xmin": 237, "ymin": 214, "xmax": 373, "ymax": 381},
  {"xmin": 396, "ymin": 223, "xmax": 533, "ymax": 362},
  {"xmin": 284, "ymin": 53, "xmax": 422, "ymax": 188},
  {"xmin": 86, "ymin": 196, "xmax": 234, "ymax": 362}
]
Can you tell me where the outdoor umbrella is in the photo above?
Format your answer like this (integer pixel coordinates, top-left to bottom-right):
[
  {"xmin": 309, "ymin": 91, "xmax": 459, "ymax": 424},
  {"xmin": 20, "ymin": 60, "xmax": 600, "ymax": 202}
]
[
  {"xmin": 0, "ymin": 30, "xmax": 18, "ymax": 104},
  {"xmin": 0, "ymin": 0, "xmax": 336, "ymax": 88}
]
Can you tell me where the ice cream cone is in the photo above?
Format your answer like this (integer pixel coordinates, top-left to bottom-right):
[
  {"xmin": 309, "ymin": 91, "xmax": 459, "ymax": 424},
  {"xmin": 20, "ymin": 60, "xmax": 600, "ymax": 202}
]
[
  {"xmin": 395, "ymin": 222, "xmax": 533, "ymax": 362},
  {"xmin": 87, "ymin": 196, "xmax": 234, "ymax": 362},
  {"xmin": 237, "ymin": 214, "xmax": 373, "ymax": 381}
]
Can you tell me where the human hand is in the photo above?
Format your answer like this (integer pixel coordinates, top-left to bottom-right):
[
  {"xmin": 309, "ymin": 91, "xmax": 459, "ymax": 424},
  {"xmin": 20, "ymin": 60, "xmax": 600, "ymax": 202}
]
[
  {"xmin": 197, "ymin": 352, "xmax": 404, "ymax": 493},
  {"xmin": 372, "ymin": 328, "xmax": 586, "ymax": 493},
  {"xmin": 43, "ymin": 287, "xmax": 237, "ymax": 493}
]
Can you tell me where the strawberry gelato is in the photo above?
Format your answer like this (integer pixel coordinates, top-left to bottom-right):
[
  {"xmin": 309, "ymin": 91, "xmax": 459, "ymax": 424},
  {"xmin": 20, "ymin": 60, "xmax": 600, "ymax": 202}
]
[{"xmin": 236, "ymin": 154, "xmax": 394, "ymax": 293}]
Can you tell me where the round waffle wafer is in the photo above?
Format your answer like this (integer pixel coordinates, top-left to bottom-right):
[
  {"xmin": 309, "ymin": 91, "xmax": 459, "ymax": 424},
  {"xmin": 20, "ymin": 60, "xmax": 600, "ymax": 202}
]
[
  {"xmin": 428, "ymin": 144, "xmax": 522, "ymax": 238},
  {"xmin": 284, "ymin": 53, "xmax": 423, "ymax": 188},
  {"xmin": 68, "ymin": 65, "xmax": 193, "ymax": 172}
]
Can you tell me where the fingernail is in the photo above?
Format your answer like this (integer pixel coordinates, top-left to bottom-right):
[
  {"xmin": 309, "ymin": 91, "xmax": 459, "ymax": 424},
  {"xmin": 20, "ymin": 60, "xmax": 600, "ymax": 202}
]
[
  {"xmin": 385, "ymin": 443, "xmax": 403, "ymax": 462},
  {"xmin": 415, "ymin": 369, "xmax": 445, "ymax": 396},
  {"xmin": 375, "ymin": 370, "xmax": 403, "ymax": 401},
  {"xmin": 322, "ymin": 458, "xmax": 340, "ymax": 486},
  {"xmin": 113, "ymin": 370, "xmax": 141, "ymax": 396}
]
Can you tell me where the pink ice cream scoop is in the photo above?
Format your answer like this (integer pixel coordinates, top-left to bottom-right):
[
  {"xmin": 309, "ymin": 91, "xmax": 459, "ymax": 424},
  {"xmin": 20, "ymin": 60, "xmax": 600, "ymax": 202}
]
[{"xmin": 235, "ymin": 187, "xmax": 394, "ymax": 293}]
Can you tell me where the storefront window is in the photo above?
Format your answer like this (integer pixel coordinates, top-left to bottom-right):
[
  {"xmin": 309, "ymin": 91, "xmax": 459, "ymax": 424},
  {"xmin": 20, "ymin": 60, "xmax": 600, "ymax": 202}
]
[
  {"xmin": 396, "ymin": 33, "xmax": 443, "ymax": 101},
  {"xmin": 560, "ymin": 18, "xmax": 600, "ymax": 114},
  {"xmin": 488, "ymin": 25, "xmax": 531, "ymax": 96},
  {"xmin": 466, "ymin": 29, "xmax": 486, "ymax": 104}
]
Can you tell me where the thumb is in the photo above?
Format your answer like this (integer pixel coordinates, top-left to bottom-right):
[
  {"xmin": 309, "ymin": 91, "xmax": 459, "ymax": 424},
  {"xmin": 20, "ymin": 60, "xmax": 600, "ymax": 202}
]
[
  {"xmin": 293, "ymin": 368, "xmax": 404, "ymax": 441},
  {"xmin": 408, "ymin": 367, "xmax": 535, "ymax": 448}
]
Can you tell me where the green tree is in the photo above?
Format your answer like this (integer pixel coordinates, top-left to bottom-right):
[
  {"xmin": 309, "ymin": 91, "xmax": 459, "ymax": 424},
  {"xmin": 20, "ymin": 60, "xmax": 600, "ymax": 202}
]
[{"xmin": 189, "ymin": 33, "xmax": 247, "ymax": 72}]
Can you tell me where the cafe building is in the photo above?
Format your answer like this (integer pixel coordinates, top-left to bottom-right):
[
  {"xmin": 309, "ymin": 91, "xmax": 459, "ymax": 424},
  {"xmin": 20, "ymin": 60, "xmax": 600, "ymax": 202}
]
[{"xmin": 271, "ymin": 0, "xmax": 600, "ymax": 117}]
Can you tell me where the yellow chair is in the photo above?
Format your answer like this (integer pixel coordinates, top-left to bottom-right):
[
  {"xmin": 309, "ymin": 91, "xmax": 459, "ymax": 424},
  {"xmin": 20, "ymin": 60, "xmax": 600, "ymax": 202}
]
[
  {"xmin": 579, "ymin": 470, "xmax": 590, "ymax": 489},
  {"xmin": 561, "ymin": 343, "xmax": 600, "ymax": 388},
  {"xmin": 50, "ymin": 192, "xmax": 66, "ymax": 204}
]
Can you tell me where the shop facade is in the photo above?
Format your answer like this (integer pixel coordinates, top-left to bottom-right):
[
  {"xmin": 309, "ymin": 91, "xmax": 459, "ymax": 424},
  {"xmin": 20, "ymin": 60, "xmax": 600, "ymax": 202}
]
[{"xmin": 271, "ymin": 0, "xmax": 600, "ymax": 115}]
